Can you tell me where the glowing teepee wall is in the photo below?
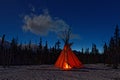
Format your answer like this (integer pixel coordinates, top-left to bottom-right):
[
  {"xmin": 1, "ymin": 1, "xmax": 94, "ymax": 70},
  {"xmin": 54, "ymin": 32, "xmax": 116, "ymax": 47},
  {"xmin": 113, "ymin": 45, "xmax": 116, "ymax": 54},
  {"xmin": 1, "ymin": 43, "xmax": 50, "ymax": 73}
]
[{"xmin": 55, "ymin": 44, "xmax": 83, "ymax": 70}]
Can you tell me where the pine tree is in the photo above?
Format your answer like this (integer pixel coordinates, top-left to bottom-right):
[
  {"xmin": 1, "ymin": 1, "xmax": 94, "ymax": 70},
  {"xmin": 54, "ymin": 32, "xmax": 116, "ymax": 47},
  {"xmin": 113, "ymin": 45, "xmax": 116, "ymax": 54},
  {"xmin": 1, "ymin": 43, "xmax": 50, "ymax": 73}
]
[
  {"xmin": 37, "ymin": 37, "xmax": 43, "ymax": 64},
  {"xmin": 39, "ymin": 37, "xmax": 42, "ymax": 50},
  {"xmin": 10, "ymin": 38, "xmax": 18, "ymax": 65},
  {"xmin": 85, "ymin": 48, "xmax": 89, "ymax": 54},
  {"xmin": 108, "ymin": 37, "xmax": 115, "ymax": 66},
  {"xmin": 91, "ymin": 43, "xmax": 99, "ymax": 54},
  {"xmin": 103, "ymin": 42, "xmax": 108, "ymax": 64},
  {"xmin": 81, "ymin": 48, "xmax": 84, "ymax": 54},
  {"xmin": 55, "ymin": 40, "xmax": 61, "ymax": 50},
  {"xmin": 44, "ymin": 41, "xmax": 49, "ymax": 64},
  {"xmin": 1, "ymin": 34, "xmax": 6, "ymax": 68},
  {"xmin": 28, "ymin": 40, "xmax": 31, "ymax": 50},
  {"xmin": 44, "ymin": 41, "xmax": 48, "ymax": 51},
  {"xmin": 114, "ymin": 24, "xmax": 119, "ymax": 46},
  {"xmin": 107, "ymin": 25, "xmax": 120, "ymax": 69},
  {"xmin": 112, "ymin": 25, "xmax": 119, "ymax": 69}
]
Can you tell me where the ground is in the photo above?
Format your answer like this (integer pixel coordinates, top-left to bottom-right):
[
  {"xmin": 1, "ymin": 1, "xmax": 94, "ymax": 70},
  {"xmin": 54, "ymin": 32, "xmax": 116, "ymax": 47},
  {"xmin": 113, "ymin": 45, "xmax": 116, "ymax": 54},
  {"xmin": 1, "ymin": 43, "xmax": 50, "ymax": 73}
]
[{"xmin": 0, "ymin": 64, "xmax": 120, "ymax": 80}]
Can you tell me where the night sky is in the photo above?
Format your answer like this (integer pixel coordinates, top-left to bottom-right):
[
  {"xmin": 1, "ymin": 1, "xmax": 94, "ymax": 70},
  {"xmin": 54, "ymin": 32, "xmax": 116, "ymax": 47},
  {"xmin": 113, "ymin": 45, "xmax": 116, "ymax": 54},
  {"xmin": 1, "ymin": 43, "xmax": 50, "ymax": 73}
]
[{"xmin": 0, "ymin": 0, "xmax": 120, "ymax": 52}]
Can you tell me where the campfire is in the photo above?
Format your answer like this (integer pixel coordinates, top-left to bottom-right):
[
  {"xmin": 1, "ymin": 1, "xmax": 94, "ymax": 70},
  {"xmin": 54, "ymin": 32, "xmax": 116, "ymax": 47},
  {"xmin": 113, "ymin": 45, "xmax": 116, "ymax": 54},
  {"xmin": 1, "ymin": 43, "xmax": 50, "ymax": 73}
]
[{"xmin": 63, "ymin": 62, "xmax": 72, "ymax": 70}]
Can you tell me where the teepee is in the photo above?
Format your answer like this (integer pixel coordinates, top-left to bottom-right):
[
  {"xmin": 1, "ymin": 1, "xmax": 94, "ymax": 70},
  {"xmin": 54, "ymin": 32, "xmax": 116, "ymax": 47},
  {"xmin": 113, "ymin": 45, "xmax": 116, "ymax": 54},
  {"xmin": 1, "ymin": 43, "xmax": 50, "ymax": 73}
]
[{"xmin": 55, "ymin": 29, "xmax": 83, "ymax": 70}]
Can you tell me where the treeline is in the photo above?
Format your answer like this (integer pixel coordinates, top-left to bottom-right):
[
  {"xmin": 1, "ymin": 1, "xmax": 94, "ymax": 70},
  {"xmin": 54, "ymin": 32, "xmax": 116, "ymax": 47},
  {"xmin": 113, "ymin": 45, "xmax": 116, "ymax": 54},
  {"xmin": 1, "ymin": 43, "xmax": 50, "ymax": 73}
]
[
  {"xmin": 76, "ymin": 44, "xmax": 103, "ymax": 64},
  {"xmin": 0, "ymin": 34, "xmax": 102, "ymax": 68},
  {"xmin": 79, "ymin": 25, "xmax": 120, "ymax": 69},
  {"xmin": 0, "ymin": 36, "xmax": 62, "ymax": 68},
  {"xmin": 0, "ymin": 25, "xmax": 120, "ymax": 69}
]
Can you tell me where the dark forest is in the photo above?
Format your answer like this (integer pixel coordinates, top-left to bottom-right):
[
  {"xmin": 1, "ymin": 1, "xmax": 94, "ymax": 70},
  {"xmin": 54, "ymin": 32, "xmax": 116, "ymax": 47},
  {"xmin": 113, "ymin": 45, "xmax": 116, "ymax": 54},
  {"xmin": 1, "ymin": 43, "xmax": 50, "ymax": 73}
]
[{"xmin": 0, "ymin": 25, "xmax": 120, "ymax": 69}]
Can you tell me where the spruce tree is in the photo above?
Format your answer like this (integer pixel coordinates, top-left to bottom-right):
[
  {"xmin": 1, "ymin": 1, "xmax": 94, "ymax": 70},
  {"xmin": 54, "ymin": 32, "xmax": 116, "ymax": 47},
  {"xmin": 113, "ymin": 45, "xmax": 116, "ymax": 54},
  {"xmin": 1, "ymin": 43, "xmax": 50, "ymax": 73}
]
[
  {"xmin": 113, "ymin": 25, "xmax": 119, "ymax": 69},
  {"xmin": 103, "ymin": 42, "xmax": 108, "ymax": 64}
]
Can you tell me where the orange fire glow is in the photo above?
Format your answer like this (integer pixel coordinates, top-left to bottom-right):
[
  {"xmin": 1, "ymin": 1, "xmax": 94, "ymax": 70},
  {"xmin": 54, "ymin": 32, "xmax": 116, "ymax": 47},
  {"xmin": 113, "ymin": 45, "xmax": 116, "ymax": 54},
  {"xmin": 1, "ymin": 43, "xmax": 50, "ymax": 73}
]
[{"xmin": 63, "ymin": 62, "xmax": 72, "ymax": 70}]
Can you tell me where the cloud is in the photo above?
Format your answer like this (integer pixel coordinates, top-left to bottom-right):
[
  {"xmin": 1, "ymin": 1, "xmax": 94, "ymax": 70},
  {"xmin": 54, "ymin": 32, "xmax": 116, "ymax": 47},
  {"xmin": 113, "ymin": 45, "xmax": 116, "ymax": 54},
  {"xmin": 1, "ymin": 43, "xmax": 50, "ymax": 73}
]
[{"xmin": 22, "ymin": 9, "xmax": 69, "ymax": 36}]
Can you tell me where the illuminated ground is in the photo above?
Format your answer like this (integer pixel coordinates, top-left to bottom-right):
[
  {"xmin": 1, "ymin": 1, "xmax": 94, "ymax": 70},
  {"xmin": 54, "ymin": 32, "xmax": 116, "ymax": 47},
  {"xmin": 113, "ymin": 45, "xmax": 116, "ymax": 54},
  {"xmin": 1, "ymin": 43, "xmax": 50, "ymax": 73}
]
[{"xmin": 0, "ymin": 64, "xmax": 120, "ymax": 80}]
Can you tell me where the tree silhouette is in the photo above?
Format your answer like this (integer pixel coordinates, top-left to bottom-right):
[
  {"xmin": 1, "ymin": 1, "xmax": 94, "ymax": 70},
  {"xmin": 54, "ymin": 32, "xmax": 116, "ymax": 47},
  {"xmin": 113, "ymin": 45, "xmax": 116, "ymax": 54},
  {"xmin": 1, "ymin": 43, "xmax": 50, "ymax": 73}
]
[
  {"xmin": 91, "ymin": 43, "xmax": 99, "ymax": 54},
  {"xmin": 91, "ymin": 43, "xmax": 99, "ymax": 63},
  {"xmin": 1, "ymin": 34, "xmax": 6, "ymax": 68},
  {"xmin": 44, "ymin": 41, "xmax": 48, "ymax": 51},
  {"xmin": 58, "ymin": 28, "xmax": 71, "ymax": 45},
  {"xmin": 103, "ymin": 42, "xmax": 108, "ymax": 64},
  {"xmin": 10, "ymin": 37, "xmax": 18, "ymax": 65},
  {"xmin": 37, "ymin": 37, "xmax": 43, "ymax": 64},
  {"xmin": 81, "ymin": 48, "xmax": 84, "ymax": 54},
  {"xmin": 55, "ymin": 40, "xmax": 61, "ymax": 50},
  {"xmin": 112, "ymin": 25, "xmax": 119, "ymax": 69},
  {"xmin": 114, "ymin": 24, "xmax": 119, "ymax": 46},
  {"xmin": 39, "ymin": 37, "xmax": 42, "ymax": 50},
  {"xmin": 43, "ymin": 41, "xmax": 49, "ymax": 64},
  {"xmin": 105, "ymin": 25, "xmax": 120, "ymax": 69}
]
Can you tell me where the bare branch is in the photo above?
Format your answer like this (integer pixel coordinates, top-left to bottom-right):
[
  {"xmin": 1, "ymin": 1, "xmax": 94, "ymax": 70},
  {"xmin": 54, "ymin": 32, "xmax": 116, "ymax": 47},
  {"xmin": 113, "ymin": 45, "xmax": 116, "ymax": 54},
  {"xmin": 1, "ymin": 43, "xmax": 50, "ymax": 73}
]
[{"xmin": 58, "ymin": 27, "xmax": 72, "ymax": 44}]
